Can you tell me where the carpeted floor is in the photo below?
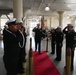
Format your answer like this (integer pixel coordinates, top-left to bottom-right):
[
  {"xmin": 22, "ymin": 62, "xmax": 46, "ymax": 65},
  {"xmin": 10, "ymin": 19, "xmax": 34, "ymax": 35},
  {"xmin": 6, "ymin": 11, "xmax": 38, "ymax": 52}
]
[{"xmin": 33, "ymin": 51, "xmax": 61, "ymax": 75}]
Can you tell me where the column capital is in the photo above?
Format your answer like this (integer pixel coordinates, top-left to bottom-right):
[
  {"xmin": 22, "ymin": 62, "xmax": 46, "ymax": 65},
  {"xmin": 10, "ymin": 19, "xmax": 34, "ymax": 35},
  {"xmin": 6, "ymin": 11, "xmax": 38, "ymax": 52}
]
[{"xmin": 57, "ymin": 11, "xmax": 65, "ymax": 14}]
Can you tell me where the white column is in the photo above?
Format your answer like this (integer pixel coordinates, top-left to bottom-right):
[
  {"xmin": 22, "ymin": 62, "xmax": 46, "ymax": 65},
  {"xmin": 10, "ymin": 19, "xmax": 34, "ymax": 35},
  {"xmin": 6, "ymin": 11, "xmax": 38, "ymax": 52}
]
[
  {"xmin": 57, "ymin": 11, "xmax": 64, "ymax": 27},
  {"xmin": 47, "ymin": 18, "xmax": 50, "ymax": 29},
  {"xmin": 50, "ymin": 17, "xmax": 53, "ymax": 28},
  {"xmin": 71, "ymin": 17, "xmax": 76, "ymax": 30},
  {"xmin": 13, "ymin": 0, "xmax": 23, "ymax": 22}
]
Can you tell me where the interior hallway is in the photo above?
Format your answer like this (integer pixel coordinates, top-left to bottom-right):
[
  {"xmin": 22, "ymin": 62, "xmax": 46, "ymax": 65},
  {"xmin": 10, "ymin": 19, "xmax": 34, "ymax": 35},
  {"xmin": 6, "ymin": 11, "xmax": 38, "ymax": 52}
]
[{"xmin": 0, "ymin": 36, "xmax": 76, "ymax": 75}]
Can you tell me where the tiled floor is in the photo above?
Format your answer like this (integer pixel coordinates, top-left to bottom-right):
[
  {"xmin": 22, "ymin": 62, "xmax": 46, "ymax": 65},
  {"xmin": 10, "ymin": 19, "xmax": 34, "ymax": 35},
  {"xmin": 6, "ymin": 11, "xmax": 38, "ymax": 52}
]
[{"xmin": 0, "ymin": 37, "xmax": 76, "ymax": 75}]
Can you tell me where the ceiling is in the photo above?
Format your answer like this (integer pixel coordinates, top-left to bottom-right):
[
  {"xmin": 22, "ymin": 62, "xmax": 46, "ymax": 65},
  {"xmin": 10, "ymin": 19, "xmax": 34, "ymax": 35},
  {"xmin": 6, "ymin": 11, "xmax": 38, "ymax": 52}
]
[{"xmin": 0, "ymin": 0, "xmax": 76, "ymax": 18}]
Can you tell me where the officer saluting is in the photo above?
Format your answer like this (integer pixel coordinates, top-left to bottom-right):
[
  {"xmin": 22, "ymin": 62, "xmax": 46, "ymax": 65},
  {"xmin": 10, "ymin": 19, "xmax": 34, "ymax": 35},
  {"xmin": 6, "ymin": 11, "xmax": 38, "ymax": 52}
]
[
  {"xmin": 50, "ymin": 28, "xmax": 56, "ymax": 54},
  {"xmin": 3, "ymin": 19, "xmax": 22, "ymax": 75},
  {"xmin": 17, "ymin": 21, "xmax": 26, "ymax": 73},
  {"xmin": 55, "ymin": 26, "xmax": 64, "ymax": 61},
  {"xmin": 33, "ymin": 24, "xmax": 42, "ymax": 54},
  {"xmin": 63, "ymin": 24, "xmax": 76, "ymax": 71}
]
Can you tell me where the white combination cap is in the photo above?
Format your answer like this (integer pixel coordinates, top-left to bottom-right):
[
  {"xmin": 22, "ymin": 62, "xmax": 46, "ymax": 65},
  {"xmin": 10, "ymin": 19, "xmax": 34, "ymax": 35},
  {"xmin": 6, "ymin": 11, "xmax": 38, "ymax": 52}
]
[
  {"xmin": 57, "ymin": 26, "xmax": 62, "ymax": 29},
  {"xmin": 16, "ymin": 20, "xmax": 23, "ymax": 24},
  {"xmin": 6, "ymin": 18, "xmax": 17, "ymax": 26},
  {"xmin": 67, "ymin": 24, "xmax": 74, "ymax": 27}
]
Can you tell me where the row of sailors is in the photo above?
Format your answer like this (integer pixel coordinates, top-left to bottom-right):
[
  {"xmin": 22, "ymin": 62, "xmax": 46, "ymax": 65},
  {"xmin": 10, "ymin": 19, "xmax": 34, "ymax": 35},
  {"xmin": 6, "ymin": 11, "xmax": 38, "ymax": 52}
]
[
  {"xmin": 33, "ymin": 23, "xmax": 76, "ymax": 71},
  {"xmin": 3, "ymin": 19, "xmax": 27, "ymax": 75}
]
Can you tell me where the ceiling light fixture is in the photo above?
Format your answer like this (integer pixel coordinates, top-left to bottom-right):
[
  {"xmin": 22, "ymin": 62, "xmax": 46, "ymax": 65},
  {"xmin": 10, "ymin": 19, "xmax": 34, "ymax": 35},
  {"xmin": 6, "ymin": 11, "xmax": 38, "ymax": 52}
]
[
  {"xmin": 45, "ymin": 4, "xmax": 50, "ymax": 11},
  {"xmin": 45, "ymin": 6, "xmax": 50, "ymax": 11}
]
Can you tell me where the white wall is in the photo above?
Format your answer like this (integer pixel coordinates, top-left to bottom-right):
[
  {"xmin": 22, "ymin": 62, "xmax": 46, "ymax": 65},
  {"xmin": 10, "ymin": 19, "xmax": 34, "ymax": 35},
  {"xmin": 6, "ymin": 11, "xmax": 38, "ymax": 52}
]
[{"xmin": 46, "ymin": 17, "xmax": 71, "ymax": 29}]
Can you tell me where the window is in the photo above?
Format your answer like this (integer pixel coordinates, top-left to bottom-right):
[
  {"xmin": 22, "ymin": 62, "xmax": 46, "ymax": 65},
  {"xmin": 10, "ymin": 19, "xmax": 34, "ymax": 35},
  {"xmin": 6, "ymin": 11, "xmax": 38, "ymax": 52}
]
[{"xmin": 0, "ymin": 15, "xmax": 8, "ymax": 34}]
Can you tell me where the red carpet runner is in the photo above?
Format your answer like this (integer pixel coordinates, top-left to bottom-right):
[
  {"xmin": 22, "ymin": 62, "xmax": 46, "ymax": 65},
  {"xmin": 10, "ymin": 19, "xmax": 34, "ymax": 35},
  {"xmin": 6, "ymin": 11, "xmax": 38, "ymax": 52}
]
[{"xmin": 33, "ymin": 51, "xmax": 61, "ymax": 75}]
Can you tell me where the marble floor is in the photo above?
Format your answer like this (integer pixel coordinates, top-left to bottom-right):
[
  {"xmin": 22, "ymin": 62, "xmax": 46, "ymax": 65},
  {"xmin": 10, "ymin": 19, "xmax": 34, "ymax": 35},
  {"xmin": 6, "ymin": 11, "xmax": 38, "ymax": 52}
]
[{"xmin": 0, "ymin": 36, "xmax": 76, "ymax": 75}]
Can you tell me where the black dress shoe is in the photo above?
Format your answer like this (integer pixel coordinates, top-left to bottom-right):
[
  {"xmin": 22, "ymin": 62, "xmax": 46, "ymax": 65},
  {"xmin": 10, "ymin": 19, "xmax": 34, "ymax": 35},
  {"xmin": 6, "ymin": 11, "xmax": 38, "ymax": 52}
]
[
  {"xmin": 64, "ymin": 66, "xmax": 74, "ymax": 71},
  {"xmin": 71, "ymin": 67, "xmax": 74, "ymax": 71},
  {"xmin": 51, "ymin": 52, "xmax": 54, "ymax": 54},
  {"xmin": 55, "ymin": 58, "xmax": 58, "ymax": 60},
  {"xmin": 71, "ymin": 68, "xmax": 74, "ymax": 71},
  {"xmin": 39, "ymin": 52, "xmax": 41, "ymax": 54},
  {"xmin": 55, "ymin": 58, "xmax": 61, "ymax": 61},
  {"xmin": 64, "ymin": 66, "xmax": 66, "ymax": 69}
]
